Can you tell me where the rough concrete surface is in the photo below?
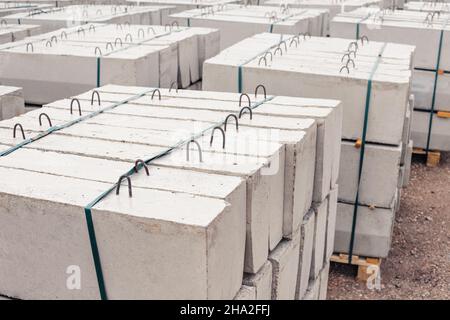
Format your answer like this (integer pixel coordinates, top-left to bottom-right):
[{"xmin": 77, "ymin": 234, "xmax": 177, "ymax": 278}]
[{"xmin": 328, "ymin": 153, "xmax": 450, "ymax": 299}]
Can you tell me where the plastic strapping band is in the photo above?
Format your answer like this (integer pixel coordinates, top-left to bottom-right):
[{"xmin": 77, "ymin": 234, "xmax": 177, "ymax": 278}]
[
  {"xmin": 356, "ymin": 13, "xmax": 372, "ymax": 39},
  {"xmin": 238, "ymin": 34, "xmax": 287, "ymax": 93},
  {"xmin": 348, "ymin": 43, "xmax": 387, "ymax": 263},
  {"xmin": 96, "ymin": 57, "xmax": 101, "ymax": 88},
  {"xmin": 82, "ymin": 92, "xmax": 275, "ymax": 300},
  {"xmin": 425, "ymin": 19, "xmax": 448, "ymax": 154}
]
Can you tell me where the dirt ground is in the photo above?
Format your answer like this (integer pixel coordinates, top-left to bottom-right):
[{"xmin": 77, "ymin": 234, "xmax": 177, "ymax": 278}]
[{"xmin": 327, "ymin": 152, "xmax": 450, "ymax": 300}]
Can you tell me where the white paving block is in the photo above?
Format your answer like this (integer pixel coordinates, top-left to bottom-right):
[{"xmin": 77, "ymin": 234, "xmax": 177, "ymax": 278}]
[
  {"xmin": 243, "ymin": 261, "xmax": 272, "ymax": 300},
  {"xmin": 269, "ymin": 226, "xmax": 301, "ymax": 300}
]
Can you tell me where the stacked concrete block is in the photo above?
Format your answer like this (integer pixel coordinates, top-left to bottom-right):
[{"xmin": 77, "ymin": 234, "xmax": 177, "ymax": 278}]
[
  {"xmin": 331, "ymin": 7, "xmax": 450, "ymax": 151},
  {"xmin": 0, "ymin": 21, "xmax": 41, "ymax": 43},
  {"xmin": 0, "ymin": 2, "xmax": 52, "ymax": 17},
  {"xmin": 203, "ymin": 32, "xmax": 414, "ymax": 258},
  {"xmin": 169, "ymin": 4, "xmax": 329, "ymax": 49},
  {"xmin": 127, "ymin": 0, "xmax": 239, "ymax": 14},
  {"xmin": 0, "ymin": 24, "xmax": 219, "ymax": 104},
  {"xmin": 404, "ymin": 1, "xmax": 450, "ymax": 13},
  {"xmin": 0, "ymin": 85, "xmax": 342, "ymax": 299},
  {"xmin": 0, "ymin": 85, "xmax": 25, "ymax": 120},
  {"xmin": 1, "ymin": 5, "xmax": 175, "ymax": 34}
]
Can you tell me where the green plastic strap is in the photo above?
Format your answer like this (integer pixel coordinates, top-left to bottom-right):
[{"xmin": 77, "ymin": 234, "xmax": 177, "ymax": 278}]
[
  {"xmin": 83, "ymin": 93, "xmax": 275, "ymax": 299},
  {"xmin": 348, "ymin": 43, "xmax": 387, "ymax": 263},
  {"xmin": 238, "ymin": 34, "xmax": 286, "ymax": 93},
  {"xmin": 355, "ymin": 13, "xmax": 372, "ymax": 39},
  {"xmin": 96, "ymin": 57, "xmax": 101, "ymax": 88},
  {"xmin": 425, "ymin": 26, "xmax": 446, "ymax": 153}
]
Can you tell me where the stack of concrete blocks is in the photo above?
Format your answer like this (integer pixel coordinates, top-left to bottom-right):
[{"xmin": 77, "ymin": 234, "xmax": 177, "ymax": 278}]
[
  {"xmin": 169, "ymin": 4, "xmax": 329, "ymax": 49},
  {"xmin": 1, "ymin": 5, "xmax": 176, "ymax": 34},
  {"xmin": 127, "ymin": 0, "xmax": 240, "ymax": 14},
  {"xmin": 0, "ymin": 0, "xmax": 78, "ymax": 8},
  {"xmin": 202, "ymin": 33, "xmax": 415, "ymax": 259},
  {"xmin": 404, "ymin": 1, "xmax": 450, "ymax": 13},
  {"xmin": 331, "ymin": 8, "xmax": 450, "ymax": 152},
  {"xmin": 0, "ymin": 21, "xmax": 41, "ymax": 43},
  {"xmin": 0, "ymin": 84, "xmax": 341, "ymax": 299},
  {"xmin": 0, "ymin": 24, "xmax": 219, "ymax": 104},
  {"xmin": 262, "ymin": 0, "xmax": 396, "ymax": 35},
  {"xmin": 0, "ymin": 85, "xmax": 25, "ymax": 120},
  {"xmin": 0, "ymin": 2, "xmax": 52, "ymax": 17}
]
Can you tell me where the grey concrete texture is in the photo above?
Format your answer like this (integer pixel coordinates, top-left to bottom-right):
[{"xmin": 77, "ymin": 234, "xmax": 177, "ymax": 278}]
[{"xmin": 0, "ymin": 85, "xmax": 25, "ymax": 120}]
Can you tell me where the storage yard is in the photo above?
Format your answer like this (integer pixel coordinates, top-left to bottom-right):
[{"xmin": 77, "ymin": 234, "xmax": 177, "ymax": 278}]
[{"xmin": 0, "ymin": 0, "xmax": 448, "ymax": 301}]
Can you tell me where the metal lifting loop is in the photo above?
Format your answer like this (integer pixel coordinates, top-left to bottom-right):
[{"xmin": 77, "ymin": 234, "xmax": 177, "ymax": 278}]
[
  {"xmin": 134, "ymin": 159, "xmax": 149, "ymax": 176},
  {"xmin": 224, "ymin": 114, "xmax": 238, "ymax": 132},
  {"xmin": 116, "ymin": 175, "xmax": 132, "ymax": 197},
  {"xmin": 114, "ymin": 37, "xmax": 123, "ymax": 47},
  {"xmin": 258, "ymin": 56, "xmax": 267, "ymax": 66},
  {"xmin": 151, "ymin": 89, "xmax": 161, "ymax": 100},
  {"xmin": 239, "ymin": 93, "xmax": 251, "ymax": 107},
  {"xmin": 91, "ymin": 90, "xmax": 101, "ymax": 106},
  {"xmin": 239, "ymin": 107, "xmax": 253, "ymax": 120},
  {"xmin": 186, "ymin": 139, "xmax": 203, "ymax": 162},
  {"xmin": 339, "ymin": 65, "xmax": 350, "ymax": 74},
  {"xmin": 255, "ymin": 84, "xmax": 267, "ymax": 98},
  {"xmin": 210, "ymin": 126, "xmax": 225, "ymax": 149},
  {"xmin": 13, "ymin": 123, "xmax": 25, "ymax": 140},
  {"xmin": 169, "ymin": 82, "xmax": 178, "ymax": 92},
  {"xmin": 70, "ymin": 98, "xmax": 82, "ymax": 116},
  {"xmin": 38, "ymin": 113, "xmax": 52, "ymax": 127}
]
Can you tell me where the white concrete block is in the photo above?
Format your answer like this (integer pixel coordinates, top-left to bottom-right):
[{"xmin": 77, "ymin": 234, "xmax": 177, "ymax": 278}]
[
  {"xmin": 334, "ymin": 200, "xmax": 396, "ymax": 258},
  {"xmin": 234, "ymin": 285, "xmax": 257, "ymax": 300},
  {"xmin": 403, "ymin": 140, "xmax": 413, "ymax": 187},
  {"xmin": 0, "ymin": 23, "xmax": 41, "ymax": 44},
  {"xmin": 302, "ymin": 276, "xmax": 320, "ymax": 300},
  {"xmin": 310, "ymin": 198, "xmax": 328, "ymax": 279},
  {"xmin": 325, "ymin": 184, "xmax": 338, "ymax": 261},
  {"xmin": 269, "ymin": 227, "xmax": 301, "ymax": 300},
  {"xmin": 243, "ymin": 261, "xmax": 272, "ymax": 300},
  {"xmin": 0, "ymin": 85, "xmax": 25, "ymax": 120},
  {"xmin": 294, "ymin": 209, "xmax": 315, "ymax": 300},
  {"xmin": 338, "ymin": 141, "xmax": 401, "ymax": 208},
  {"xmin": 0, "ymin": 167, "xmax": 245, "ymax": 299},
  {"xmin": 318, "ymin": 262, "xmax": 330, "ymax": 300},
  {"xmin": 411, "ymin": 109, "xmax": 450, "ymax": 151}
]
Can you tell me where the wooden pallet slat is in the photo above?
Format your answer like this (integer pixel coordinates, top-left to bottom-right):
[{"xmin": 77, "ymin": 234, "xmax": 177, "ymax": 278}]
[
  {"xmin": 412, "ymin": 147, "xmax": 441, "ymax": 167},
  {"xmin": 331, "ymin": 253, "xmax": 382, "ymax": 282}
]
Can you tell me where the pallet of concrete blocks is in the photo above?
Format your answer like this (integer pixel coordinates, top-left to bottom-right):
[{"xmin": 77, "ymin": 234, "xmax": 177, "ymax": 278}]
[
  {"xmin": 262, "ymin": 0, "xmax": 400, "ymax": 35},
  {"xmin": 1, "ymin": 5, "xmax": 176, "ymax": 34},
  {"xmin": 404, "ymin": 1, "xmax": 450, "ymax": 13},
  {"xmin": 0, "ymin": 2, "xmax": 53, "ymax": 17},
  {"xmin": 0, "ymin": 85, "xmax": 25, "ymax": 120},
  {"xmin": 0, "ymin": 84, "xmax": 343, "ymax": 300},
  {"xmin": 127, "ymin": 0, "xmax": 239, "ymax": 14},
  {"xmin": 330, "ymin": 7, "xmax": 450, "ymax": 152},
  {"xmin": 0, "ymin": 20, "xmax": 41, "ymax": 44},
  {"xmin": 0, "ymin": 24, "xmax": 219, "ymax": 104},
  {"xmin": 169, "ymin": 4, "xmax": 329, "ymax": 49},
  {"xmin": 202, "ymin": 33, "xmax": 415, "ymax": 259}
]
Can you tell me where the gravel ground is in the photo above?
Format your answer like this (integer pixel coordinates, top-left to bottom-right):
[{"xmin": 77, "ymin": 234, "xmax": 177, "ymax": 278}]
[{"xmin": 327, "ymin": 152, "xmax": 450, "ymax": 300}]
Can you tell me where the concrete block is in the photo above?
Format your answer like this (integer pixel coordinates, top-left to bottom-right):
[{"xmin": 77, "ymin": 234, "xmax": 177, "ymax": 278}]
[
  {"xmin": 318, "ymin": 262, "xmax": 330, "ymax": 300},
  {"xmin": 243, "ymin": 261, "xmax": 272, "ymax": 300},
  {"xmin": 403, "ymin": 140, "xmax": 413, "ymax": 187},
  {"xmin": 411, "ymin": 109, "xmax": 450, "ymax": 151},
  {"xmin": 0, "ymin": 23, "xmax": 41, "ymax": 44},
  {"xmin": 234, "ymin": 285, "xmax": 256, "ymax": 300},
  {"xmin": 0, "ymin": 85, "xmax": 25, "ymax": 120},
  {"xmin": 325, "ymin": 184, "xmax": 338, "ymax": 261},
  {"xmin": 294, "ymin": 209, "xmax": 315, "ymax": 300},
  {"xmin": 334, "ymin": 201, "xmax": 396, "ymax": 258},
  {"xmin": 269, "ymin": 227, "xmax": 301, "ymax": 300},
  {"xmin": 310, "ymin": 198, "xmax": 328, "ymax": 279},
  {"xmin": 0, "ymin": 167, "xmax": 245, "ymax": 299},
  {"xmin": 338, "ymin": 141, "xmax": 402, "ymax": 208},
  {"xmin": 302, "ymin": 276, "xmax": 320, "ymax": 300}
]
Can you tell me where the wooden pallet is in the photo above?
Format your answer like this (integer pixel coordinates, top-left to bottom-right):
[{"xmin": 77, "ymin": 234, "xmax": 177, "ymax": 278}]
[
  {"xmin": 412, "ymin": 148, "xmax": 441, "ymax": 167},
  {"xmin": 330, "ymin": 253, "xmax": 382, "ymax": 282}
]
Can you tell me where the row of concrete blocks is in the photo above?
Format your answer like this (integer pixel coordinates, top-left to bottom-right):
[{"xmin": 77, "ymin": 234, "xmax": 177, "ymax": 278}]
[
  {"xmin": 235, "ymin": 186, "xmax": 337, "ymax": 300},
  {"xmin": 0, "ymin": 23, "xmax": 219, "ymax": 104},
  {"xmin": 169, "ymin": 4, "xmax": 329, "ymax": 49},
  {"xmin": 0, "ymin": 85, "xmax": 25, "ymax": 120},
  {"xmin": 0, "ymin": 85, "xmax": 341, "ymax": 299},
  {"xmin": 0, "ymin": 23, "xmax": 41, "ymax": 44},
  {"xmin": 330, "ymin": 7, "xmax": 450, "ymax": 151}
]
